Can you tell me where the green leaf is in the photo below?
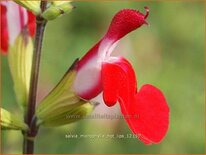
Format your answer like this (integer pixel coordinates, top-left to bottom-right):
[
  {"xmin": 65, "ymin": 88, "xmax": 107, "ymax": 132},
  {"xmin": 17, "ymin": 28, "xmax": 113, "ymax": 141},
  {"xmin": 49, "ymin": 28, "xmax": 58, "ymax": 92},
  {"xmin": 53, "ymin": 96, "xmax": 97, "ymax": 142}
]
[
  {"xmin": 14, "ymin": 0, "xmax": 41, "ymax": 15},
  {"xmin": 1, "ymin": 108, "xmax": 29, "ymax": 131},
  {"xmin": 8, "ymin": 34, "xmax": 33, "ymax": 108},
  {"xmin": 36, "ymin": 60, "xmax": 94, "ymax": 127}
]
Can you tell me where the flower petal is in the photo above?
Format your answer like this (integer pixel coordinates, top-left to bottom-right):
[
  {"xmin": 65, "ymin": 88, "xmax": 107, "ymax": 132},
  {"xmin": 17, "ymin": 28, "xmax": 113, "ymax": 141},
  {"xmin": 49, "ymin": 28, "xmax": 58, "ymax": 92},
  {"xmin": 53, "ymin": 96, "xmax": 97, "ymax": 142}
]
[
  {"xmin": 73, "ymin": 41, "xmax": 103, "ymax": 99},
  {"xmin": 4, "ymin": 1, "xmax": 28, "ymax": 45},
  {"xmin": 0, "ymin": 1, "xmax": 36, "ymax": 54},
  {"xmin": 105, "ymin": 8, "xmax": 149, "ymax": 41},
  {"xmin": 27, "ymin": 11, "xmax": 36, "ymax": 37},
  {"xmin": 102, "ymin": 58, "xmax": 169, "ymax": 144},
  {"xmin": 0, "ymin": 4, "xmax": 8, "ymax": 53},
  {"xmin": 133, "ymin": 84, "xmax": 169, "ymax": 144},
  {"xmin": 102, "ymin": 57, "xmax": 137, "ymax": 107},
  {"xmin": 74, "ymin": 8, "xmax": 148, "ymax": 99}
]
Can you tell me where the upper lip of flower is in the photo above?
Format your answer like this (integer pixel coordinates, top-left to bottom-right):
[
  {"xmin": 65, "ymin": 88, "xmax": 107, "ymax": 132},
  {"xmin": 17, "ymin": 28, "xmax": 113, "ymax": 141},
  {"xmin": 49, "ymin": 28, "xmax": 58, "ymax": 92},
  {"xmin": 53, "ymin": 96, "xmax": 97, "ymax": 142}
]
[
  {"xmin": 73, "ymin": 8, "xmax": 150, "ymax": 100},
  {"xmin": 144, "ymin": 6, "xmax": 150, "ymax": 20}
]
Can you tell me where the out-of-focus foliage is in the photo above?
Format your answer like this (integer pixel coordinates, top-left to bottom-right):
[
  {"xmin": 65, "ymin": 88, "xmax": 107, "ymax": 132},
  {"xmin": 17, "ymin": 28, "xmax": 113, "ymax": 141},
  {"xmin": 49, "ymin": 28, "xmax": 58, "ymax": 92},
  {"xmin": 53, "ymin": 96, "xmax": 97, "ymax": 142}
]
[{"xmin": 1, "ymin": 1, "xmax": 204, "ymax": 154}]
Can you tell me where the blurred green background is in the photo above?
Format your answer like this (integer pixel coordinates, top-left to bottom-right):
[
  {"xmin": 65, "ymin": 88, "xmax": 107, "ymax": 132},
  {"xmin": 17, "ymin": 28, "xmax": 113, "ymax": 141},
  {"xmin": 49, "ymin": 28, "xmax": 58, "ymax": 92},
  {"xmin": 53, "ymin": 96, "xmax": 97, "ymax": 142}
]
[{"xmin": 1, "ymin": 1, "xmax": 205, "ymax": 154}]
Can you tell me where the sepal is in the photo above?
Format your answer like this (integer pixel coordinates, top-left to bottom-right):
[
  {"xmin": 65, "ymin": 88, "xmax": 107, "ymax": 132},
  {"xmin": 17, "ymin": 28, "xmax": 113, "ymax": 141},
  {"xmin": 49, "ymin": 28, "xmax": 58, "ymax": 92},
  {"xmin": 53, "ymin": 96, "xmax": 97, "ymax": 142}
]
[
  {"xmin": 8, "ymin": 33, "xmax": 33, "ymax": 108},
  {"xmin": 37, "ymin": 102, "xmax": 94, "ymax": 127},
  {"xmin": 36, "ymin": 60, "xmax": 94, "ymax": 127},
  {"xmin": 14, "ymin": 0, "xmax": 41, "ymax": 15},
  {"xmin": 1, "ymin": 108, "xmax": 29, "ymax": 131}
]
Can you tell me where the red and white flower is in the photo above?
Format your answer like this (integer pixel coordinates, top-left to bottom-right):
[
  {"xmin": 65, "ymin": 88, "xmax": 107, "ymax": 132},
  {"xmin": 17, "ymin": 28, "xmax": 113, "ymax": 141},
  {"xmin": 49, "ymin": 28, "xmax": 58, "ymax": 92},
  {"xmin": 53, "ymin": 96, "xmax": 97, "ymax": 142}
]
[
  {"xmin": 0, "ymin": 1, "xmax": 36, "ymax": 54},
  {"xmin": 0, "ymin": 1, "xmax": 36, "ymax": 107},
  {"xmin": 0, "ymin": 2, "xmax": 169, "ymax": 145},
  {"xmin": 73, "ymin": 7, "xmax": 169, "ymax": 144}
]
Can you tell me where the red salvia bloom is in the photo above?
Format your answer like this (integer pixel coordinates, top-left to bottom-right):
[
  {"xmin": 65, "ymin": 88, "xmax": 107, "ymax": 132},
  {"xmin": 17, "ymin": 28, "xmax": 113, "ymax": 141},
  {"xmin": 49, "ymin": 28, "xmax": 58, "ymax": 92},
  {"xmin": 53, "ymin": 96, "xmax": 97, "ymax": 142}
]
[
  {"xmin": 73, "ymin": 7, "xmax": 169, "ymax": 144},
  {"xmin": 0, "ymin": 4, "xmax": 8, "ymax": 52},
  {"xmin": 0, "ymin": 1, "xmax": 36, "ymax": 54}
]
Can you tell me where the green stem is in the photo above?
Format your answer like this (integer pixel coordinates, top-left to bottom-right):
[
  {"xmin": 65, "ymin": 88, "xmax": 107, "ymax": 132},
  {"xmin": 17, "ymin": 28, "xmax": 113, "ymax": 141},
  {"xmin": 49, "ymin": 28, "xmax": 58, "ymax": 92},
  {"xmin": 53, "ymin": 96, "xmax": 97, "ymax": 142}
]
[{"xmin": 23, "ymin": 1, "xmax": 47, "ymax": 154}]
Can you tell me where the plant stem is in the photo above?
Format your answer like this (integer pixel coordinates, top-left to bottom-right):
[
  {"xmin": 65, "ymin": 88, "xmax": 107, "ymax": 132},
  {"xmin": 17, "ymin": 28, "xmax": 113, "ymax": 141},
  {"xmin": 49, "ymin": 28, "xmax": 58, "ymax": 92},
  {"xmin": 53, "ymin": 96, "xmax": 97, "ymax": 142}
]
[{"xmin": 23, "ymin": 1, "xmax": 47, "ymax": 154}]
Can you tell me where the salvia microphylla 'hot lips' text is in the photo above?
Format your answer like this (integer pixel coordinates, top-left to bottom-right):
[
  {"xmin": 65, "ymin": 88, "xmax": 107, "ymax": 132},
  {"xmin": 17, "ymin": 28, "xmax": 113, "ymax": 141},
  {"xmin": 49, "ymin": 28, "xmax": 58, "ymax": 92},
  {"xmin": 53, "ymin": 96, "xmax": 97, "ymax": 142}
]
[
  {"xmin": 0, "ymin": 1, "xmax": 36, "ymax": 54},
  {"xmin": 73, "ymin": 7, "xmax": 169, "ymax": 145}
]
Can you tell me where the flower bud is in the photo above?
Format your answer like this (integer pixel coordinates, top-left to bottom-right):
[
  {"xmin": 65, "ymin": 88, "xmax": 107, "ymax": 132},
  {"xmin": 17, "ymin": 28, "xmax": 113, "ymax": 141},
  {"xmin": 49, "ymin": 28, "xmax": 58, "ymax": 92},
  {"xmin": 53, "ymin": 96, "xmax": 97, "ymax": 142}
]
[
  {"xmin": 14, "ymin": 0, "xmax": 41, "ymax": 15},
  {"xmin": 42, "ymin": 2, "xmax": 73, "ymax": 20},
  {"xmin": 8, "ymin": 34, "xmax": 33, "ymax": 108},
  {"xmin": 1, "ymin": 108, "xmax": 29, "ymax": 131},
  {"xmin": 36, "ymin": 60, "xmax": 95, "ymax": 127}
]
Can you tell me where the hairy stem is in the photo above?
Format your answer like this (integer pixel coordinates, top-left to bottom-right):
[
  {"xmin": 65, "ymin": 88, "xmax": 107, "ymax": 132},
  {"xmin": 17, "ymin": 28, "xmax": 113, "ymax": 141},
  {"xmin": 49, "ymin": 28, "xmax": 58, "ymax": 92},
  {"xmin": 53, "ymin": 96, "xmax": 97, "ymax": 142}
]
[{"xmin": 23, "ymin": 1, "xmax": 47, "ymax": 154}]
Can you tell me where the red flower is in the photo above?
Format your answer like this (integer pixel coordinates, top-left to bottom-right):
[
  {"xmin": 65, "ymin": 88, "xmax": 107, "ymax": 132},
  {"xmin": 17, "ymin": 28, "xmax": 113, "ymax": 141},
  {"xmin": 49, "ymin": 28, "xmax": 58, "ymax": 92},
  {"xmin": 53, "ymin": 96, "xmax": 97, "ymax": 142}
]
[
  {"xmin": 0, "ymin": 1, "xmax": 36, "ymax": 54},
  {"xmin": 73, "ymin": 7, "xmax": 169, "ymax": 144}
]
